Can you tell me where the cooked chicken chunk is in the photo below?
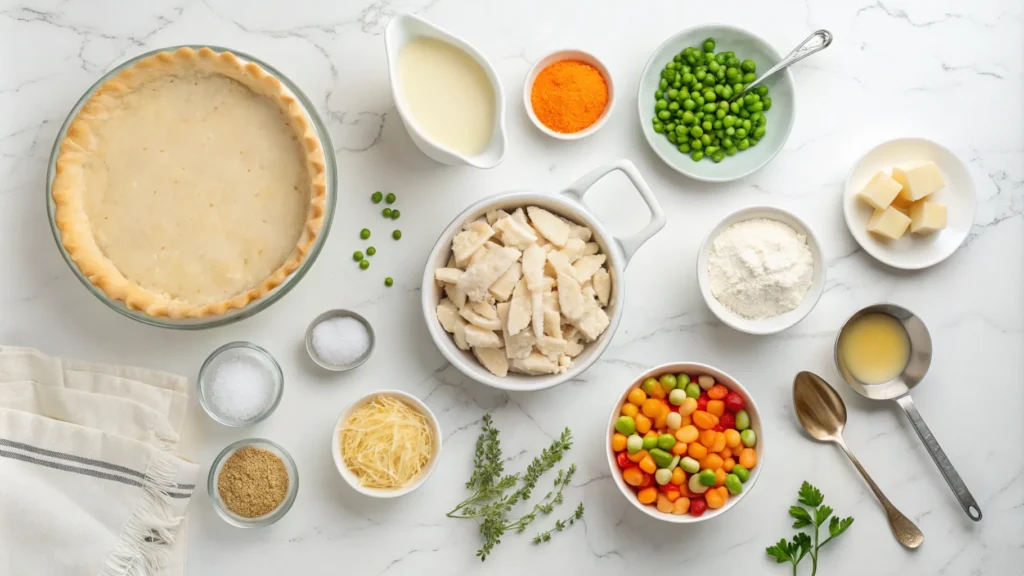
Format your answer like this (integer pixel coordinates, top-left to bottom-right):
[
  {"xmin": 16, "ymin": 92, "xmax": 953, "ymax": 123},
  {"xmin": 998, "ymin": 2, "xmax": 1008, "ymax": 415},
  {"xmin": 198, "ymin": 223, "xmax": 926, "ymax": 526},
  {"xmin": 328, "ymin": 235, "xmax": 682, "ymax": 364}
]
[
  {"xmin": 567, "ymin": 221, "xmax": 593, "ymax": 242},
  {"xmin": 593, "ymin": 268, "xmax": 611, "ymax": 306},
  {"xmin": 458, "ymin": 246, "xmax": 520, "ymax": 302},
  {"xmin": 582, "ymin": 242, "xmax": 600, "ymax": 256},
  {"xmin": 436, "ymin": 298, "xmax": 459, "ymax": 333},
  {"xmin": 527, "ymin": 206, "xmax": 570, "ymax": 247},
  {"xmin": 521, "ymin": 244, "xmax": 546, "ymax": 291},
  {"xmin": 445, "ymin": 282, "xmax": 467, "ymax": 310},
  {"xmin": 498, "ymin": 302, "xmax": 535, "ymax": 359},
  {"xmin": 488, "ymin": 261, "xmax": 521, "ymax": 302},
  {"xmin": 545, "ymin": 249, "xmax": 574, "ymax": 279},
  {"xmin": 453, "ymin": 317, "xmax": 470, "ymax": 350},
  {"xmin": 535, "ymin": 335, "xmax": 568, "ymax": 361},
  {"xmin": 493, "ymin": 215, "xmax": 538, "ymax": 249},
  {"xmin": 560, "ymin": 238, "xmax": 586, "ymax": 263},
  {"xmin": 473, "ymin": 347, "xmax": 509, "ymax": 377},
  {"xmin": 460, "ymin": 304, "xmax": 502, "ymax": 331},
  {"xmin": 465, "ymin": 324, "xmax": 502, "ymax": 348},
  {"xmin": 510, "ymin": 352, "xmax": 560, "ymax": 375},
  {"xmin": 435, "ymin": 267, "xmax": 463, "ymax": 285},
  {"xmin": 507, "ymin": 278, "xmax": 532, "ymax": 336},
  {"xmin": 572, "ymin": 254, "xmax": 607, "ymax": 283},
  {"xmin": 486, "ymin": 209, "xmax": 511, "ymax": 225},
  {"xmin": 557, "ymin": 273, "xmax": 586, "ymax": 322},
  {"xmin": 453, "ymin": 221, "xmax": 494, "ymax": 266},
  {"xmin": 574, "ymin": 304, "xmax": 610, "ymax": 341}
]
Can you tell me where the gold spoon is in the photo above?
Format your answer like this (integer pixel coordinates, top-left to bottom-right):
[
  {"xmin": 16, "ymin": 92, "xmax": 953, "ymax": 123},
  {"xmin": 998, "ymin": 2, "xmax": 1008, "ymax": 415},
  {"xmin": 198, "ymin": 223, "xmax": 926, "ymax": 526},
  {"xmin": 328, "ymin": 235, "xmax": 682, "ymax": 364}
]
[{"xmin": 794, "ymin": 371, "xmax": 924, "ymax": 549}]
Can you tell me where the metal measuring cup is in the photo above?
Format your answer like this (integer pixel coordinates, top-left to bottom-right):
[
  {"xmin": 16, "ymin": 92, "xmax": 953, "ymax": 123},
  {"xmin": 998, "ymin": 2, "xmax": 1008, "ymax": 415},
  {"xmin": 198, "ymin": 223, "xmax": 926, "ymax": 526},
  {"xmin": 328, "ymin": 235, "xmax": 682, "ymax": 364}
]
[{"xmin": 834, "ymin": 303, "xmax": 982, "ymax": 522}]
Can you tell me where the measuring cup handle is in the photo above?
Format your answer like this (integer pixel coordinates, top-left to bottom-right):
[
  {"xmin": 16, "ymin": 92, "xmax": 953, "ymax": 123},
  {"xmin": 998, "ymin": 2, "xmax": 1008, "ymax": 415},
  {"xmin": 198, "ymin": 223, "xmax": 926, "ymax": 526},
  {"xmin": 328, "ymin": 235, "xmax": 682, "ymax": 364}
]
[
  {"xmin": 896, "ymin": 395, "xmax": 982, "ymax": 521},
  {"xmin": 561, "ymin": 159, "xmax": 666, "ymax": 267}
]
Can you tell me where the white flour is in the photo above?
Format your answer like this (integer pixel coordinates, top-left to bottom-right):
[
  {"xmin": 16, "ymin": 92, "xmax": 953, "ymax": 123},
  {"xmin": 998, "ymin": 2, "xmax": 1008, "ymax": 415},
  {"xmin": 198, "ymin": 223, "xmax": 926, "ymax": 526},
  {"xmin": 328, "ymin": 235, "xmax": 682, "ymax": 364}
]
[{"xmin": 707, "ymin": 218, "xmax": 814, "ymax": 320}]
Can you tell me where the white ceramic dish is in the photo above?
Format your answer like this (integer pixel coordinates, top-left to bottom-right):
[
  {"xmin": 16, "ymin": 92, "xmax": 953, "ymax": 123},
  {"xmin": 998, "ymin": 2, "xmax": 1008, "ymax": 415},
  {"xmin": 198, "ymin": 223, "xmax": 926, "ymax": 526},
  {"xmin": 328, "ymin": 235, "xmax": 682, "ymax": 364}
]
[
  {"xmin": 843, "ymin": 137, "xmax": 976, "ymax": 270},
  {"xmin": 523, "ymin": 49, "xmax": 615, "ymax": 140},
  {"xmin": 606, "ymin": 362, "xmax": 765, "ymax": 523},
  {"xmin": 421, "ymin": 159, "xmax": 665, "ymax": 391},
  {"xmin": 331, "ymin": 390, "xmax": 442, "ymax": 498},
  {"xmin": 384, "ymin": 13, "xmax": 507, "ymax": 168},
  {"xmin": 697, "ymin": 206, "xmax": 825, "ymax": 335},
  {"xmin": 637, "ymin": 25, "xmax": 795, "ymax": 182}
]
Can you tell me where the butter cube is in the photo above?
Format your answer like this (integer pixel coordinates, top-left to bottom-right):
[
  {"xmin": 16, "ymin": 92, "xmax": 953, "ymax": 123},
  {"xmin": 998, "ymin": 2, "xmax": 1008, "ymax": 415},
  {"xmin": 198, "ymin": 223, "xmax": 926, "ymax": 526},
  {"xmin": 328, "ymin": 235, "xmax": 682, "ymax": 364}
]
[
  {"xmin": 867, "ymin": 206, "xmax": 912, "ymax": 240},
  {"xmin": 893, "ymin": 161, "xmax": 945, "ymax": 202},
  {"xmin": 909, "ymin": 200, "xmax": 947, "ymax": 234},
  {"xmin": 856, "ymin": 171, "xmax": 904, "ymax": 210}
]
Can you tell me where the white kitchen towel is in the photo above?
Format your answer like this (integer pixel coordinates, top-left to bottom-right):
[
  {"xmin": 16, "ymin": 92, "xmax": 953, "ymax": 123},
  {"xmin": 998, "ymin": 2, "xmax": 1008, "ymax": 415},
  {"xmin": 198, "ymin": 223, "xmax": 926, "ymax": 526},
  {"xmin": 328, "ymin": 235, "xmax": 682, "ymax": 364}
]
[{"xmin": 0, "ymin": 347, "xmax": 195, "ymax": 576}]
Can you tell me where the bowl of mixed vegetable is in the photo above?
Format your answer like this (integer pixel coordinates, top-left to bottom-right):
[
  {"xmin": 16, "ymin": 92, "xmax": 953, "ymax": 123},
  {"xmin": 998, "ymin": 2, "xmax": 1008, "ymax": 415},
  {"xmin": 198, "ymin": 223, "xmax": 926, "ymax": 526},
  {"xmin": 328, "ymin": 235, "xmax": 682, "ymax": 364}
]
[
  {"xmin": 607, "ymin": 362, "xmax": 765, "ymax": 523},
  {"xmin": 637, "ymin": 25, "xmax": 795, "ymax": 182}
]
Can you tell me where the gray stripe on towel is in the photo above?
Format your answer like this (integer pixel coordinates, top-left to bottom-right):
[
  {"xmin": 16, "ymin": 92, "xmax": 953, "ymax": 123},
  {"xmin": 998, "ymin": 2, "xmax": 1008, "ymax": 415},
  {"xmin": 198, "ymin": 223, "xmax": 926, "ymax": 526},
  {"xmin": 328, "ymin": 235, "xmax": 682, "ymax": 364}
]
[
  {"xmin": 0, "ymin": 448, "xmax": 193, "ymax": 499},
  {"xmin": 0, "ymin": 437, "xmax": 195, "ymax": 490}
]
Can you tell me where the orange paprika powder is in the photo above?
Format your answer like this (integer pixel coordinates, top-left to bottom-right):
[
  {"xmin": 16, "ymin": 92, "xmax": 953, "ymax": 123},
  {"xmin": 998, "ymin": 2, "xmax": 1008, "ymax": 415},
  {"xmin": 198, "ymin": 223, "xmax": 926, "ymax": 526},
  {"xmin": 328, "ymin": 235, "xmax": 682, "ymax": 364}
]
[{"xmin": 530, "ymin": 60, "xmax": 609, "ymax": 134}]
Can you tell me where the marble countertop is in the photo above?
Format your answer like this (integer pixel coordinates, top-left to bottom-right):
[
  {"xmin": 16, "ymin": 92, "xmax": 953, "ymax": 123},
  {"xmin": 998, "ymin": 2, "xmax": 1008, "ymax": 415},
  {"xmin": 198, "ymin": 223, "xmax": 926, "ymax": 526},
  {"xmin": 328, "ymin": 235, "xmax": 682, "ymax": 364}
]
[{"xmin": 1, "ymin": 0, "xmax": 1022, "ymax": 574}]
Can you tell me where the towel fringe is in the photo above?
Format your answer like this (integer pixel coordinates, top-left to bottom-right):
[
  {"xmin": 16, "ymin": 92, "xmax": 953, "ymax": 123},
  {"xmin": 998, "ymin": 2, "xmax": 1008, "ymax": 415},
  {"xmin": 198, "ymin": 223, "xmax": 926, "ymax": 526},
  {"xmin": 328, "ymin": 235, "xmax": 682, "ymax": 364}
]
[{"xmin": 99, "ymin": 452, "xmax": 184, "ymax": 576}]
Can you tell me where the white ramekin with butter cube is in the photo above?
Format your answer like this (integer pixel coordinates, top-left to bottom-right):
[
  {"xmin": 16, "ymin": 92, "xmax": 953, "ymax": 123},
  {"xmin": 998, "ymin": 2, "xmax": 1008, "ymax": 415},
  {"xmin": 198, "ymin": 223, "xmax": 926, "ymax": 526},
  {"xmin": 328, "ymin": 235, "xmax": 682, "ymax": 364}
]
[{"xmin": 843, "ymin": 138, "xmax": 976, "ymax": 270}]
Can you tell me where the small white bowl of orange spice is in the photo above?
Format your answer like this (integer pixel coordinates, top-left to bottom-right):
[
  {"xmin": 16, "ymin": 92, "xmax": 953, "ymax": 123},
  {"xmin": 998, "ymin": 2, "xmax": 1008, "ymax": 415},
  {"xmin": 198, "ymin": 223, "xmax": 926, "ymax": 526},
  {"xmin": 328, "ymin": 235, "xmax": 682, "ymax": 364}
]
[{"xmin": 525, "ymin": 50, "xmax": 614, "ymax": 140}]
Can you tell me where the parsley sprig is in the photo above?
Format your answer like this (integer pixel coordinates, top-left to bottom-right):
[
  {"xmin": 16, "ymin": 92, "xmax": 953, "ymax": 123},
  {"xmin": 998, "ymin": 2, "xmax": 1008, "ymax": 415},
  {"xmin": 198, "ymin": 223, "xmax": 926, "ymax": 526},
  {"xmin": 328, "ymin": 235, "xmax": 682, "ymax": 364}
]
[
  {"xmin": 447, "ymin": 414, "xmax": 584, "ymax": 561},
  {"xmin": 766, "ymin": 482, "xmax": 854, "ymax": 576}
]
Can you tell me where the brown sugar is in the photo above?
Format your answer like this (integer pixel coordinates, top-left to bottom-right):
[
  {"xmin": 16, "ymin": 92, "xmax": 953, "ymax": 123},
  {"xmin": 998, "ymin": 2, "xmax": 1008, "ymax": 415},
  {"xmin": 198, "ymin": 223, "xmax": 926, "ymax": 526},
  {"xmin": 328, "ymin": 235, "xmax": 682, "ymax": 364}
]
[{"xmin": 217, "ymin": 447, "xmax": 289, "ymax": 518}]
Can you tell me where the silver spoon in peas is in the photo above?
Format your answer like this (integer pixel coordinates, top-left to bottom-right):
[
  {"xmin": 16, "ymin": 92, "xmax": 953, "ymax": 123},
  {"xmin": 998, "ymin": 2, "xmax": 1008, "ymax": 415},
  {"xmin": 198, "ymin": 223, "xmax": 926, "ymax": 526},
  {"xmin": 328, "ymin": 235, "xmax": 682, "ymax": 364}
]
[{"xmin": 728, "ymin": 30, "xmax": 833, "ymax": 103}]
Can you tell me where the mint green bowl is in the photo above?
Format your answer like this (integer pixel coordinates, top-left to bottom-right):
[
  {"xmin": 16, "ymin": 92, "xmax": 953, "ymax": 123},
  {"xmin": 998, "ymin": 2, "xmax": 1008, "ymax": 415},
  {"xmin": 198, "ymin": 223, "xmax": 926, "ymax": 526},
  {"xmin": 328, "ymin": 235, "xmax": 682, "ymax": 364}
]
[{"xmin": 638, "ymin": 25, "xmax": 795, "ymax": 183}]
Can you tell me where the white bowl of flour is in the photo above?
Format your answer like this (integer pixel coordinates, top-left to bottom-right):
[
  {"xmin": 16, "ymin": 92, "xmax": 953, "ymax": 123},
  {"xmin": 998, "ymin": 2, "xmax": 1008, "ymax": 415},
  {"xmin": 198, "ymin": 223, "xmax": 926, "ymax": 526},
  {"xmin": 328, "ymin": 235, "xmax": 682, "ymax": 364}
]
[{"xmin": 697, "ymin": 206, "xmax": 825, "ymax": 335}]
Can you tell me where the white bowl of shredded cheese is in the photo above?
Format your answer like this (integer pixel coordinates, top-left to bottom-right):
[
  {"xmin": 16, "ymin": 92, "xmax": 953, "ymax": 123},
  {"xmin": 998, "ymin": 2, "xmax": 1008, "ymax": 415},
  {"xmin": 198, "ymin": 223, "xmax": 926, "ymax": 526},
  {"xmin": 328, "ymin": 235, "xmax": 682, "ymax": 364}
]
[
  {"xmin": 332, "ymin": 390, "xmax": 442, "ymax": 498},
  {"xmin": 697, "ymin": 206, "xmax": 825, "ymax": 335}
]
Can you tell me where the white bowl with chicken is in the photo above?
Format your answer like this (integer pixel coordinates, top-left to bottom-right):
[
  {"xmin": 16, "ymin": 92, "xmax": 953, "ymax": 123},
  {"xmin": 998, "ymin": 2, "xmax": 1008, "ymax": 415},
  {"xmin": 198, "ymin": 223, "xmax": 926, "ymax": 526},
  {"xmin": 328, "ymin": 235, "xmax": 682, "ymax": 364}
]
[{"xmin": 422, "ymin": 159, "xmax": 666, "ymax": 391}]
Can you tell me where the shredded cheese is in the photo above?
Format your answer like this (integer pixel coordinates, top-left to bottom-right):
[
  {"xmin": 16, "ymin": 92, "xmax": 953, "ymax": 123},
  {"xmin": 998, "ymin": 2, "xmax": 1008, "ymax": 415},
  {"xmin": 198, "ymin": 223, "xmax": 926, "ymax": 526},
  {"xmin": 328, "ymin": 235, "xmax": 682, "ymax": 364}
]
[{"xmin": 339, "ymin": 395, "xmax": 433, "ymax": 489}]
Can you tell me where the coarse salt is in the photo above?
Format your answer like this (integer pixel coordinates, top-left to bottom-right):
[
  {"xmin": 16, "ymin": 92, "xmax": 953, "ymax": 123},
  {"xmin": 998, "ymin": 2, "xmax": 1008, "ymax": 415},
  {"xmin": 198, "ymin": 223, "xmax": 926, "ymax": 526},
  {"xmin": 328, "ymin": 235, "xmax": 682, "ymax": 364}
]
[
  {"xmin": 206, "ymin": 349, "xmax": 278, "ymax": 422},
  {"xmin": 312, "ymin": 316, "xmax": 370, "ymax": 367}
]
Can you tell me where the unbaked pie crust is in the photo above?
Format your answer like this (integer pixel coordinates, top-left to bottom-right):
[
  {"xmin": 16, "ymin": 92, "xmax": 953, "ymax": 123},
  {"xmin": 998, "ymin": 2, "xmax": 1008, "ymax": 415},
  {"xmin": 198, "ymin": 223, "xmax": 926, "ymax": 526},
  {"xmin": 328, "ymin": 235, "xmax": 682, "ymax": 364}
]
[{"xmin": 53, "ymin": 47, "xmax": 327, "ymax": 319}]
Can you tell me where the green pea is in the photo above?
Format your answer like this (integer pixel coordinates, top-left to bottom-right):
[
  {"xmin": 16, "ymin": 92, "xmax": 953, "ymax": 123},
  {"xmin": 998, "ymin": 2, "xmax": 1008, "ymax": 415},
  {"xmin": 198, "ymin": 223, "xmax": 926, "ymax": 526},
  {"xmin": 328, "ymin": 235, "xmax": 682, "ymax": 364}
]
[
  {"xmin": 739, "ymin": 108, "xmax": 751, "ymax": 119},
  {"xmin": 360, "ymin": 228, "xmax": 371, "ymax": 239},
  {"xmin": 675, "ymin": 125, "xmax": 686, "ymax": 136},
  {"xmin": 676, "ymin": 374, "xmax": 690, "ymax": 387},
  {"xmin": 735, "ymin": 128, "xmax": 748, "ymax": 139},
  {"xmin": 353, "ymin": 251, "xmax": 364, "ymax": 262},
  {"xmin": 735, "ymin": 409, "xmax": 751, "ymax": 430},
  {"xmin": 715, "ymin": 109, "xmax": 726, "ymax": 119},
  {"xmin": 743, "ymin": 94, "xmax": 756, "ymax": 106},
  {"xmin": 392, "ymin": 230, "xmax": 402, "ymax": 240},
  {"xmin": 642, "ymin": 434, "xmax": 658, "ymax": 451},
  {"xmin": 749, "ymin": 101, "xmax": 764, "ymax": 112},
  {"xmin": 708, "ymin": 60, "xmax": 720, "ymax": 73},
  {"xmin": 649, "ymin": 448, "xmax": 673, "ymax": 469},
  {"xmin": 682, "ymin": 72, "xmax": 695, "ymax": 84},
  {"xmin": 732, "ymin": 464, "xmax": 750, "ymax": 483},
  {"xmin": 660, "ymin": 78, "xmax": 668, "ymax": 90},
  {"xmin": 700, "ymin": 134, "xmax": 711, "ymax": 146},
  {"xmin": 714, "ymin": 69, "xmax": 725, "ymax": 81},
  {"xmin": 626, "ymin": 434, "xmax": 643, "ymax": 454},
  {"xmin": 762, "ymin": 96, "xmax": 772, "ymax": 110},
  {"xmin": 698, "ymin": 469, "xmax": 717, "ymax": 487},
  {"xmin": 715, "ymin": 53, "xmax": 727, "ymax": 65},
  {"xmin": 691, "ymin": 150, "xmax": 704, "ymax": 162},
  {"xmin": 694, "ymin": 111, "xmax": 704, "ymax": 120},
  {"xmin": 711, "ymin": 151, "xmax": 725, "ymax": 163},
  {"xmin": 726, "ymin": 67, "xmax": 740, "ymax": 81},
  {"xmin": 654, "ymin": 89, "xmax": 664, "ymax": 99},
  {"xmin": 359, "ymin": 259, "xmax": 369, "ymax": 270},
  {"xmin": 677, "ymin": 142, "xmax": 690, "ymax": 153},
  {"xmin": 666, "ymin": 88, "xmax": 680, "ymax": 101},
  {"xmin": 705, "ymin": 145, "xmax": 719, "ymax": 156},
  {"xmin": 756, "ymin": 115, "xmax": 767, "ymax": 127},
  {"xmin": 694, "ymin": 95, "xmax": 705, "ymax": 106},
  {"xmin": 690, "ymin": 138, "xmax": 702, "ymax": 150},
  {"xmin": 748, "ymin": 137, "xmax": 759, "ymax": 146},
  {"xmin": 740, "ymin": 59, "xmax": 756, "ymax": 73},
  {"xmin": 382, "ymin": 208, "xmax": 393, "ymax": 219},
  {"xmin": 673, "ymin": 54, "xmax": 682, "ymax": 62},
  {"xmin": 384, "ymin": 277, "xmax": 393, "ymax": 287},
  {"xmin": 713, "ymin": 84, "xmax": 723, "ymax": 95},
  {"xmin": 391, "ymin": 209, "xmax": 401, "ymax": 220},
  {"xmin": 685, "ymin": 382, "xmax": 701, "ymax": 398},
  {"xmin": 737, "ymin": 138, "xmax": 750, "ymax": 151},
  {"xmin": 674, "ymin": 110, "xmax": 684, "ymax": 119},
  {"xmin": 658, "ymin": 434, "xmax": 676, "ymax": 451},
  {"xmin": 669, "ymin": 388, "xmax": 687, "ymax": 406},
  {"xmin": 702, "ymin": 120, "xmax": 713, "ymax": 132},
  {"xmin": 366, "ymin": 246, "xmax": 376, "ymax": 256},
  {"xmin": 725, "ymin": 474, "xmax": 743, "ymax": 495},
  {"xmin": 666, "ymin": 61, "xmax": 677, "ymax": 71},
  {"xmin": 681, "ymin": 99, "xmax": 696, "ymax": 111},
  {"xmin": 703, "ymin": 38, "xmax": 715, "ymax": 52},
  {"xmin": 662, "ymin": 68, "xmax": 674, "ymax": 80},
  {"xmin": 725, "ymin": 146, "xmax": 738, "ymax": 156},
  {"xmin": 695, "ymin": 69, "xmax": 706, "ymax": 81},
  {"xmin": 641, "ymin": 377, "xmax": 660, "ymax": 396},
  {"xmin": 689, "ymin": 126, "xmax": 703, "ymax": 138},
  {"xmin": 672, "ymin": 80, "xmax": 682, "ymax": 89},
  {"xmin": 655, "ymin": 468, "xmax": 673, "ymax": 485},
  {"xmin": 655, "ymin": 99, "xmax": 668, "ymax": 111},
  {"xmin": 680, "ymin": 457, "xmax": 700, "ymax": 474},
  {"xmin": 743, "ymin": 72, "xmax": 756, "ymax": 83},
  {"xmin": 615, "ymin": 416, "xmax": 636, "ymax": 436},
  {"xmin": 753, "ymin": 126, "xmax": 766, "ymax": 139},
  {"xmin": 742, "ymin": 119, "xmax": 752, "ymax": 131},
  {"xmin": 703, "ymin": 103, "xmax": 716, "ymax": 113},
  {"xmin": 653, "ymin": 123, "xmax": 664, "ymax": 134},
  {"xmin": 665, "ymin": 122, "xmax": 677, "ymax": 132},
  {"xmin": 371, "ymin": 191, "xmax": 383, "ymax": 203},
  {"xmin": 668, "ymin": 101, "xmax": 680, "ymax": 112},
  {"xmin": 727, "ymin": 56, "xmax": 740, "ymax": 68},
  {"xmin": 681, "ymin": 64, "xmax": 691, "ymax": 74},
  {"xmin": 385, "ymin": 193, "xmax": 396, "ymax": 204},
  {"xmin": 755, "ymin": 85, "xmax": 769, "ymax": 97},
  {"xmin": 741, "ymin": 429, "xmax": 757, "ymax": 448},
  {"xmin": 704, "ymin": 90, "xmax": 716, "ymax": 103},
  {"xmin": 657, "ymin": 110, "xmax": 672, "ymax": 121},
  {"xmin": 681, "ymin": 111, "xmax": 695, "ymax": 124},
  {"xmin": 667, "ymin": 132, "xmax": 678, "ymax": 144},
  {"xmin": 659, "ymin": 374, "xmax": 678, "ymax": 391},
  {"xmin": 721, "ymin": 85, "xmax": 733, "ymax": 100},
  {"xmin": 725, "ymin": 126, "xmax": 736, "ymax": 136}
]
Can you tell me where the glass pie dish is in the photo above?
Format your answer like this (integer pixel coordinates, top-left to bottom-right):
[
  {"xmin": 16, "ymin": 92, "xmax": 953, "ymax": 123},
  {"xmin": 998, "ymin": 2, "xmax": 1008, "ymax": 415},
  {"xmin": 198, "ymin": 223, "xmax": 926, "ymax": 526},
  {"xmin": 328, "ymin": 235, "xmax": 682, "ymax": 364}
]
[{"xmin": 45, "ymin": 45, "xmax": 337, "ymax": 330}]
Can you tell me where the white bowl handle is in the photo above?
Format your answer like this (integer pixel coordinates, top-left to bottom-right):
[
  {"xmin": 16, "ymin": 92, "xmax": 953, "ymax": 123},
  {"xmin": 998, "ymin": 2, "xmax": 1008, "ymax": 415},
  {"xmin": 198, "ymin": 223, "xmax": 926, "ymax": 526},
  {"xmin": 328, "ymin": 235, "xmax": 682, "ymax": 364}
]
[{"xmin": 561, "ymin": 159, "xmax": 666, "ymax": 267}]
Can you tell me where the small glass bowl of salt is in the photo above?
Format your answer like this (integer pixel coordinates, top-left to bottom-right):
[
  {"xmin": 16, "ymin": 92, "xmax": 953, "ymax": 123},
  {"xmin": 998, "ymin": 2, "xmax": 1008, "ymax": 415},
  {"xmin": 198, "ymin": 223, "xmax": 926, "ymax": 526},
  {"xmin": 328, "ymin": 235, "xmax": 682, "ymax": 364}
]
[
  {"xmin": 305, "ymin": 309, "xmax": 375, "ymax": 371},
  {"xmin": 198, "ymin": 342, "xmax": 284, "ymax": 427}
]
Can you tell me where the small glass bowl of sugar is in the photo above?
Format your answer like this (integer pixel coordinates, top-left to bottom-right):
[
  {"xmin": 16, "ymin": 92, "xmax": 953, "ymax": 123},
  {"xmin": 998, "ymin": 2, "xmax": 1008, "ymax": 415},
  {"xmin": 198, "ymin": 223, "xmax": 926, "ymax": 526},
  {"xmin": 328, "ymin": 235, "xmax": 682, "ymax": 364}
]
[
  {"xmin": 198, "ymin": 342, "xmax": 284, "ymax": 427},
  {"xmin": 305, "ymin": 309, "xmax": 375, "ymax": 371}
]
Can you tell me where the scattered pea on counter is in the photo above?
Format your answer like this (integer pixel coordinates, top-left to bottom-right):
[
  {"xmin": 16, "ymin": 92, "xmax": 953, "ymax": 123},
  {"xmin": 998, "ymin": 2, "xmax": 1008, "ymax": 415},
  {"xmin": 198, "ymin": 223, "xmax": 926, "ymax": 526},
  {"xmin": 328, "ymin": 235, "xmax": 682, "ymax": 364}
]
[
  {"xmin": 392, "ymin": 230, "xmax": 402, "ymax": 240},
  {"xmin": 385, "ymin": 193, "xmax": 396, "ymax": 204},
  {"xmin": 371, "ymin": 191, "xmax": 383, "ymax": 203},
  {"xmin": 366, "ymin": 246, "xmax": 376, "ymax": 256},
  {"xmin": 360, "ymin": 228, "xmax": 371, "ymax": 240}
]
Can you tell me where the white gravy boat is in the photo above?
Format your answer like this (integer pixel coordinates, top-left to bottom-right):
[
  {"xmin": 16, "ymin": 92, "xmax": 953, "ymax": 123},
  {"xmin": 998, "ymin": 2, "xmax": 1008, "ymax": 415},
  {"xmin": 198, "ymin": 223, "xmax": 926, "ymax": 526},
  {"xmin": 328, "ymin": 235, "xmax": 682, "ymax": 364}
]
[{"xmin": 384, "ymin": 13, "xmax": 507, "ymax": 168}]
